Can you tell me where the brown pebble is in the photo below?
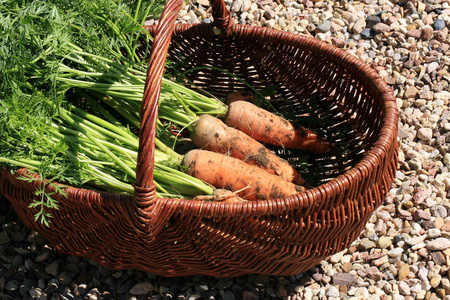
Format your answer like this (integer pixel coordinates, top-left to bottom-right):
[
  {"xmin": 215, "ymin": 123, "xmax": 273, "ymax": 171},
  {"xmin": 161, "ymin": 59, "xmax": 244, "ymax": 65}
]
[
  {"xmin": 385, "ymin": 16, "xmax": 397, "ymax": 25},
  {"xmin": 421, "ymin": 26, "xmax": 434, "ymax": 40},
  {"xmin": 406, "ymin": 29, "xmax": 422, "ymax": 39},
  {"xmin": 414, "ymin": 209, "xmax": 431, "ymax": 221},
  {"xmin": 435, "ymin": 27, "xmax": 448, "ymax": 42},
  {"xmin": 435, "ymin": 289, "xmax": 446, "ymax": 299},
  {"xmin": 339, "ymin": 285, "xmax": 348, "ymax": 293},
  {"xmin": 417, "ymin": 247, "xmax": 429, "ymax": 257},
  {"xmin": 430, "ymin": 251, "xmax": 446, "ymax": 265},
  {"xmin": 398, "ymin": 264, "xmax": 410, "ymax": 281},
  {"xmin": 406, "ymin": 24, "xmax": 417, "ymax": 30},
  {"xmin": 341, "ymin": 262, "xmax": 353, "ymax": 273},
  {"xmin": 332, "ymin": 273, "xmax": 357, "ymax": 286},
  {"xmin": 331, "ymin": 37, "xmax": 346, "ymax": 48},
  {"xmin": 373, "ymin": 22, "xmax": 390, "ymax": 33},
  {"xmin": 441, "ymin": 221, "xmax": 450, "ymax": 232},
  {"xmin": 435, "ymin": 217, "xmax": 445, "ymax": 229}
]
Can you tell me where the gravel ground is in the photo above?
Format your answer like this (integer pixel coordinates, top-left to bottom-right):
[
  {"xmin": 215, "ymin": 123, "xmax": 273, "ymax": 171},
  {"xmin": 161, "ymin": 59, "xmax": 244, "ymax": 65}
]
[{"xmin": 1, "ymin": 0, "xmax": 450, "ymax": 299}]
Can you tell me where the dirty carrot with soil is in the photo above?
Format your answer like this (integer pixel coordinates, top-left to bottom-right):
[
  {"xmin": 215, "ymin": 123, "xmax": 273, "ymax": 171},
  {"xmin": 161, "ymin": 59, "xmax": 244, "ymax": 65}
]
[
  {"xmin": 183, "ymin": 149, "xmax": 305, "ymax": 201},
  {"xmin": 191, "ymin": 115, "xmax": 305, "ymax": 185},
  {"xmin": 225, "ymin": 101, "xmax": 332, "ymax": 154}
]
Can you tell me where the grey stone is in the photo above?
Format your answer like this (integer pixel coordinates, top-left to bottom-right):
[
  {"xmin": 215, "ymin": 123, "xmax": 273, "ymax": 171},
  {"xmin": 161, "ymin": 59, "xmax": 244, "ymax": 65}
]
[
  {"xmin": 361, "ymin": 28, "xmax": 374, "ymax": 39},
  {"xmin": 317, "ymin": 20, "xmax": 331, "ymax": 32},
  {"xmin": 431, "ymin": 205, "xmax": 448, "ymax": 218},
  {"xmin": 366, "ymin": 15, "xmax": 381, "ymax": 28},
  {"xmin": 214, "ymin": 277, "xmax": 234, "ymax": 289},
  {"xmin": 45, "ymin": 260, "xmax": 60, "ymax": 276},
  {"xmin": 433, "ymin": 19, "xmax": 446, "ymax": 31},
  {"xmin": 220, "ymin": 289, "xmax": 236, "ymax": 300},
  {"xmin": 129, "ymin": 282, "xmax": 155, "ymax": 295},
  {"xmin": 0, "ymin": 231, "xmax": 10, "ymax": 245},
  {"xmin": 58, "ymin": 271, "xmax": 73, "ymax": 285}
]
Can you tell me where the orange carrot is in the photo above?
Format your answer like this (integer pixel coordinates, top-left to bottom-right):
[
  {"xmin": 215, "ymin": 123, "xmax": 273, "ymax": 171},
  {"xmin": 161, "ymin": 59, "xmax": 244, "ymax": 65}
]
[
  {"xmin": 183, "ymin": 149, "xmax": 305, "ymax": 201},
  {"xmin": 226, "ymin": 90, "xmax": 256, "ymax": 105},
  {"xmin": 191, "ymin": 115, "xmax": 305, "ymax": 185},
  {"xmin": 224, "ymin": 101, "xmax": 332, "ymax": 154},
  {"xmin": 193, "ymin": 189, "xmax": 246, "ymax": 203}
]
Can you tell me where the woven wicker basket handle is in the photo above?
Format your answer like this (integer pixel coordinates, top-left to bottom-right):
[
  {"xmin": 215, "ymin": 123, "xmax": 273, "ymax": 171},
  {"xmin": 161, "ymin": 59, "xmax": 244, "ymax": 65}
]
[
  {"xmin": 134, "ymin": 0, "xmax": 232, "ymax": 240},
  {"xmin": 210, "ymin": 0, "xmax": 235, "ymax": 32},
  {"xmin": 136, "ymin": 0, "xmax": 233, "ymax": 190}
]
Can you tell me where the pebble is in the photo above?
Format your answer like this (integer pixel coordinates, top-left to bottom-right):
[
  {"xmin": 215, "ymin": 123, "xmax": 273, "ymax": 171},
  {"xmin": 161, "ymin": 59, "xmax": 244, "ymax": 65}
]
[
  {"xmin": 388, "ymin": 247, "xmax": 404, "ymax": 258},
  {"xmin": 404, "ymin": 86, "xmax": 419, "ymax": 99},
  {"xmin": 366, "ymin": 15, "xmax": 382, "ymax": 28},
  {"xmin": 326, "ymin": 286, "xmax": 340, "ymax": 297},
  {"xmin": 373, "ymin": 22, "xmax": 390, "ymax": 33},
  {"xmin": 376, "ymin": 236, "xmax": 393, "ymax": 249},
  {"xmin": 353, "ymin": 18, "xmax": 366, "ymax": 34},
  {"xmin": 45, "ymin": 260, "xmax": 59, "ymax": 276},
  {"xmin": 414, "ymin": 210, "xmax": 431, "ymax": 220},
  {"xmin": 398, "ymin": 281, "xmax": 411, "ymax": 295},
  {"xmin": 426, "ymin": 237, "xmax": 450, "ymax": 250},
  {"xmin": 417, "ymin": 128, "xmax": 433, "ymax": 141},
  {"xmin": 430, "ymin": 275, "xmax": 442, "ymax": 288},
  {"xmin": 398, "ymin": 264, "xmax": 410, "ymax": 281},
  {"xmin": 358, "ymin": 239, "xmax": 377, "ymax": 251},
  {"xmin": 427, "ymin": 61, "xmax": 440, "ymax": 74},
  {"xmin": 332, "ymin": 273, "xmax": 357, "ymax": 286},
  {"xmin": 317, "ymin": 20, "xmax": 331, "ymax": 32},
  {"xmin": 129, "ymin": 283, "xmax": 155, "ymax": 295},
  {"xmin": 433, "ymin": 19, "xmax": 446, "ymax": 30},
  {"xmin": 0, "ymin": 231, "xmax": 11, "ymax": 245},
  {"xmin": 421, "ymin": 25, "xmax": 434, "ymax": 40}
]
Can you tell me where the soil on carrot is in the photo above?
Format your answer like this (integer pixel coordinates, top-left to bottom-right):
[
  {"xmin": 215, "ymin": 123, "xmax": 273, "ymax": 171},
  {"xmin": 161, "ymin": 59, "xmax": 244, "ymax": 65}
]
[{"xmin": 246, "ymin": 148, "xmax": 271, "ymax": 169}]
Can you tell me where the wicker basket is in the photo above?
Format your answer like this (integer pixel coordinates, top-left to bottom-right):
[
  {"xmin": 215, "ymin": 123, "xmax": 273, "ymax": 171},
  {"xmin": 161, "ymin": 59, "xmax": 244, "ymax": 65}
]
[{"xmin": 0, "ymin": 0, "xmax": 398, "ymax": 277}]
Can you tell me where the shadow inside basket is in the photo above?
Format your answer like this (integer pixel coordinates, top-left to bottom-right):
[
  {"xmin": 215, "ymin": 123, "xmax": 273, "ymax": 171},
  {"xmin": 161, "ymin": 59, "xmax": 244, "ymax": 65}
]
[{"xmin": 160, "ymin": 26, "xmax": 383, "ymax": 189}]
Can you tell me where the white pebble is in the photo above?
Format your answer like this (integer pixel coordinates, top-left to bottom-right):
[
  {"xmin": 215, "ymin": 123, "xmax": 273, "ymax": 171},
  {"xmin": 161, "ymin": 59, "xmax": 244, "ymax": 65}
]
[
  {"xmin": 443, "ymin": 153, "xmax": 450, "ymax": 166},
  {"xmin": 417, "ymin": 127, "xmax": 433, "ymax": 141},
  {"xmin": 326, "ymin": 286, "xmax": 340, "ymax": 297},
  {"xmin": 388, "ymin": 247, "xmax": 404, "ymax": 257}
]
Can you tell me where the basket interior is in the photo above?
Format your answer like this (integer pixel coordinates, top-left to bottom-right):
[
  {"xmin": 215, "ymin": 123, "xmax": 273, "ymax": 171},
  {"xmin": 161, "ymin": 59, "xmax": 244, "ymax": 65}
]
[{"xmin": 165, "ymin": 26, "xmax": 384, "ymax": 187}]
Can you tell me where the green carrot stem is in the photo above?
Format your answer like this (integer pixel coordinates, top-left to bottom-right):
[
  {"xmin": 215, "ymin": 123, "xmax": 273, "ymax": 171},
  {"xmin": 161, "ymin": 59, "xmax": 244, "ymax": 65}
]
[
  {"xmin": 59, "ymin": 110, "xmax": 136, "ymax": 180},
  {"xmin": 69, "ymin": 105, "xmax": 139, "ymax": 147},
  {"xmin": 0, "ymin": 157, "xmax": 40, "ymax": 171}
]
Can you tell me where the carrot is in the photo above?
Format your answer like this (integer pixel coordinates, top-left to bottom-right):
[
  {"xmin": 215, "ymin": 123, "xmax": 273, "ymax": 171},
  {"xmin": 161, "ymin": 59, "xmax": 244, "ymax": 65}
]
[
  {"xmin": 226, "ymin": 90, "xmax": 256, "ymax": 105},
  {"xmin": 224, "ymin": 101, "xmax": 332, "ymax": 154},
  {"xmin": 190, "ymin": 115, "xmax": 305, "ymax": 185},
  {"xmin": 193, "ymin": 189, "xmax": 247, "ymax": 203},
  {"xmin": 182, "ymin": 149, "xmax": 305, "ymax": 201}
]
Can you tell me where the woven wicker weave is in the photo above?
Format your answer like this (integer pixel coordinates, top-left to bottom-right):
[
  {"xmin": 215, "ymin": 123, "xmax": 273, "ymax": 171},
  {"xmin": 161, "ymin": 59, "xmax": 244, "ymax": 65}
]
[{"xmin": 0, "ymin": 0, "xmax": 398, "ymax": 277}]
